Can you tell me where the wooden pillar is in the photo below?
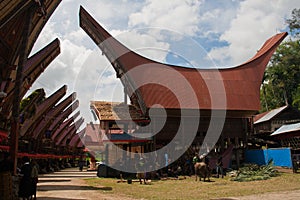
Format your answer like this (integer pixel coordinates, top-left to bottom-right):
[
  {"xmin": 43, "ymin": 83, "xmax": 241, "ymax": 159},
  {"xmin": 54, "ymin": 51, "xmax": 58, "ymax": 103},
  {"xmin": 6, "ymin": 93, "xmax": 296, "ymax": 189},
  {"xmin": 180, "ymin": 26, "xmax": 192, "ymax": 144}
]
[
  {"xmin": 124, "ymin": 87, "xmax": 127, "ymax": 104},
  {"xmin": 128, "ymin": 143, "xmax": 132, "ymax": 157},
  {"xmin": 153, "ymin": 117, "xmax": 156, "ymax": 151},
  {"xmin": 105, "ymin": 144, "xmax": 109, "ymax": 165},
  {"xmin": 236, "ymin": 149, "xmax": 240, "ymax": 169},
  {"xmin": 182, "ymin": 117, "xmax": 185, "ymax": 150},
  {"xmin": 123, "ymin": 144, "xmax": 128, "ymax": 158},
  {"xmin": 10, "ymin": 9, "xmax": 33, "ymax": 175}
]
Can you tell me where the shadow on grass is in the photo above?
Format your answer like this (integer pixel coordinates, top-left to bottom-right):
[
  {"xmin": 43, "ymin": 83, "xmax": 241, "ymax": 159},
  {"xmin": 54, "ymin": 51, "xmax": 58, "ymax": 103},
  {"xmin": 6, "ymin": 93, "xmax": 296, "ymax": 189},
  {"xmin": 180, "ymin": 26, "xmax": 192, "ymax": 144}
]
[
  {"xmin": 39, "ymin": 179, "xmax": 71, "ymax": 183},
  {"xmin": 37, "ymin": 197, "xmax": 85, "ymax": 200},
  {"xmin": 40, "ymin": 175, "xmax": 97, "ymax": 178},
  {"xmin": 38, "ymin": 185, "xmax": 112, "ymax": 192},
  {"xmin": 206, "ymin": 179, "xmax": 215, "ymax": 182},
  {"xmin": 194, "ymin": 179, "xmax": 215, "ymax": 183}
]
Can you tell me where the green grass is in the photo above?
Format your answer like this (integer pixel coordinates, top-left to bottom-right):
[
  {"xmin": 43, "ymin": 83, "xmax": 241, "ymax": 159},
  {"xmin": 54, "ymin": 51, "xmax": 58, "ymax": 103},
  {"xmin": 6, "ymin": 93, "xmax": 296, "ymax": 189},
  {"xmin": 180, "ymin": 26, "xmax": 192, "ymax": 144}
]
[{"xmin": 85, "ymin": 172, "xmax": 300, "ymax": 200}]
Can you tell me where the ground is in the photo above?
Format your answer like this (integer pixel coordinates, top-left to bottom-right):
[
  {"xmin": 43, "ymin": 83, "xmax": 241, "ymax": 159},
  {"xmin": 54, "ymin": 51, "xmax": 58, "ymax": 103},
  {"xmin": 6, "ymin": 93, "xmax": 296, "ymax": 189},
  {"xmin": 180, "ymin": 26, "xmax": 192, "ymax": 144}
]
[
  {"xmin": 37, "ymin": 168, "xmax": 133, "ymax": 200},
  {"xmin": 37, "ymin": 168, "xmax": 300, "ymax": 200}
]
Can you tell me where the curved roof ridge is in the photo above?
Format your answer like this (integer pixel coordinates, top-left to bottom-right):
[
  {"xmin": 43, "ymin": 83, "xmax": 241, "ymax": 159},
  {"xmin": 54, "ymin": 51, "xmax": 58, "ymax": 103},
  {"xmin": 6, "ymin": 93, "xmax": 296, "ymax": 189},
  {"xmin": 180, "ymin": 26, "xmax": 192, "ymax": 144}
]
[
  {"xmin": 79, "ymin": 6, "xmax": 286, "ymax": 72},
  {"xmin": 80, "ymin": 6, "xmax": 287, "ymax": 113}
]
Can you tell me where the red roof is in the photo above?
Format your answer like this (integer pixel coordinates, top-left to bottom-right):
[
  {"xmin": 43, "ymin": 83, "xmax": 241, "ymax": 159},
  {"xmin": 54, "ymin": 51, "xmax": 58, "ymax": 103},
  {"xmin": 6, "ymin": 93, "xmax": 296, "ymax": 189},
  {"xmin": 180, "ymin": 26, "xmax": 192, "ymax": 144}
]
[
  {"xmin": 82, "ymin": 123, "xmax": 152, "ymax": 145},
  {"xmin": 21, "ymin": 85, "xmax": 67, "ymax": 137},
  {"xmin": 0, "ymin": 0, "xmax": 61, "ymax": 116},
  {"xmin": 80, "ymin": 7, "xmax": 287, "ymax": 115},
  {"xmin": 69, "ymin": 128, "xmax": 85, "ymax": 148},
  {"xmin": 82, "ymin": 123, "xmax": 103, "ymax": 146}
]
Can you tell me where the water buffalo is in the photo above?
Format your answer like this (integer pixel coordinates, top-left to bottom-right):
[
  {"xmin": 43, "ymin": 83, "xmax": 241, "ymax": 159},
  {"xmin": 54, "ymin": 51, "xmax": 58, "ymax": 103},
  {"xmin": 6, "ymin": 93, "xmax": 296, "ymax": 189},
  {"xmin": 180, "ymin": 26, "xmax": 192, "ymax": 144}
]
[{"xmin": 194, "ymin": 162, "xmax": 210, "ymax": 182}]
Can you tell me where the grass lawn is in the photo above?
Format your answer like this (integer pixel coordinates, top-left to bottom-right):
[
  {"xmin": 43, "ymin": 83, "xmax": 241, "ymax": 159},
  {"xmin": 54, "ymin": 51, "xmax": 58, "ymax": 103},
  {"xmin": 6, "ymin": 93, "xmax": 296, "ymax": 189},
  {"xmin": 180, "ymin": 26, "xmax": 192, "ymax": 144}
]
[{"xmin": 85, "ymin": 172, "xmax": 300, "ymax": 200}]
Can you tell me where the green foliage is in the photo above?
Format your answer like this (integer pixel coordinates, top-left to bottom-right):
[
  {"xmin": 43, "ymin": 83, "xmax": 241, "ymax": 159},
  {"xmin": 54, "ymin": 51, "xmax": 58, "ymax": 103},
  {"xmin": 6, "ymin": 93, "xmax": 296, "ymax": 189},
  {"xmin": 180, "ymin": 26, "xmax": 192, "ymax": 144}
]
[
  {"xmin": 260, "ymin": 10, "xmax": 300, "ymax": 112},
  {"xmin": 261, "ymin": 40, "xmax": 300, "ymax": 111},
  {"xmin": 292, "ymin": 85, "xmax": 300, "ymax": 109},
  {"xmin": 260, "ymin": 40, "xmax": 300, "ymax": 112},
  {"xmin": 20, "ymin": 89, "xmax": 45, "ymax": 117},
  {"xmin": 286, "ymin": 8, "xmax": 300, "ymax": 37},
  {"xmin": 231, "ymin": 160, "xmax": 279, "ymax": 182}
]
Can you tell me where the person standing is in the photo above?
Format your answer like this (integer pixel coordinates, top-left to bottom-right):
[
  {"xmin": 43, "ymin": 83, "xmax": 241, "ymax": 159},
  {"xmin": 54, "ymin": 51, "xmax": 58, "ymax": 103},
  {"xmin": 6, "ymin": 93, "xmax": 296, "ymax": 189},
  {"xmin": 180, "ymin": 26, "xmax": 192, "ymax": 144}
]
[
  {"xmin": 136, "ymin": 156, "xmax": 146, "ymax": 184},
  {"xmin": 31, "ymin": 159, "xmax": 39, "ymax": 200},
  {"xmin": 216, "ymin": 156, "xmax": 224, "ymax": 178},
  {"xmin": 78, "ymin": 159, "xmax": 84, "ymax": 171},
  {"xmin": 292, "ymin": 156, "xmax": 298, "ymax": 173},
  {"xmin": 18, "ymin": 156, "xmax": 33, "ymax": 200}
]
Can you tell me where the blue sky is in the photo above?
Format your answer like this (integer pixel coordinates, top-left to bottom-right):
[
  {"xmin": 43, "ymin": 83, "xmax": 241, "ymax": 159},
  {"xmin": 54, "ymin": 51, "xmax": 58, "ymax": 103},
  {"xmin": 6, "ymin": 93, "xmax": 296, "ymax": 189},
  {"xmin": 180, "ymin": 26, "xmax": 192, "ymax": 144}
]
[{"xmin": 28, "ymin": 0, "xmax": 300, "ymax": 127}]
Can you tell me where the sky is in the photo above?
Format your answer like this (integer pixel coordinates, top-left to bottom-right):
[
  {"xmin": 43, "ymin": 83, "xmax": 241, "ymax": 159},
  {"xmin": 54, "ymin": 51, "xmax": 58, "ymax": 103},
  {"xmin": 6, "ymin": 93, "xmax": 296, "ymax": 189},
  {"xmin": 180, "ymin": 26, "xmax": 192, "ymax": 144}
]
[{"xmin": 28, "ymin": 0, "xmax": 300, "ymax": 129}]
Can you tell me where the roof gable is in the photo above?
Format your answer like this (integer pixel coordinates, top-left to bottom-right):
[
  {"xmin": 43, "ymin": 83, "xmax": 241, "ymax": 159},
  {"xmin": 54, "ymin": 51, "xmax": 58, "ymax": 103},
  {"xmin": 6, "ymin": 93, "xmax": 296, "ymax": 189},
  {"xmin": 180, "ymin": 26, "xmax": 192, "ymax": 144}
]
[
  {"xmin": 254, "ymin": 105, "xmax": 288, "ymax": 124},
  {"xmin": 271, "ymin": 122, "xmax": 300, "ymax": 136}
]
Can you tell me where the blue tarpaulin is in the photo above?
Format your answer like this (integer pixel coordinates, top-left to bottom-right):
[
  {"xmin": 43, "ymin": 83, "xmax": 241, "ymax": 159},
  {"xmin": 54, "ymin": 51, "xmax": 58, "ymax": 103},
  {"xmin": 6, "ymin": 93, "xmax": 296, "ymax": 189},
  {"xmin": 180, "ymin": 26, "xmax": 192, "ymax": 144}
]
[{"xmin": 245, "ymin": 148, "xmax": 292, "ymax": 167}]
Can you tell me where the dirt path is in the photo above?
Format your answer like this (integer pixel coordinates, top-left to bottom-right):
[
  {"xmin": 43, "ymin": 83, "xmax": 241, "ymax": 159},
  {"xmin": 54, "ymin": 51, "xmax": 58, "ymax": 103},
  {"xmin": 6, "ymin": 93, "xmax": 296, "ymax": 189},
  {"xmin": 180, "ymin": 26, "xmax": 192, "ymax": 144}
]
[
  {"xmin": 37, "ymin": 168, "xmax": 135, "ymax": 200},
  {"xmin": 37, "ymin": 168, "xmax": 300, "ymax": 200},
  {"xmin": 230, "ymin": 189, "xmax": 300, "ymax": 200}
]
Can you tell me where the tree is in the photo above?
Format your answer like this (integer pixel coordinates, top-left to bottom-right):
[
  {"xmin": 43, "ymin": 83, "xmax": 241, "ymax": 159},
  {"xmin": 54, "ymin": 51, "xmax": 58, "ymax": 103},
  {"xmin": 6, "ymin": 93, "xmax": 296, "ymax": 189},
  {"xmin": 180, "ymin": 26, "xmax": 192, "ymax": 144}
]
[
  {"xmin": 286, "ymin": 8, "xmax": 300, "ymax": 37},
  {"xmin": 260, "ymin": 9, "xmax": 300, "ymax": 112}
]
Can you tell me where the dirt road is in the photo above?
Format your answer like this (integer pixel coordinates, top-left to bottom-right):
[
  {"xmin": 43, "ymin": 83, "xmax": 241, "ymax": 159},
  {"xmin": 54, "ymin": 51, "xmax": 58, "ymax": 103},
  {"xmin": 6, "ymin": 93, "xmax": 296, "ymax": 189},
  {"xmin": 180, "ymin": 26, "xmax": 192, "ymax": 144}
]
[{"xmin": 37, "ymin": 168, "xmax": 134, "ymax": 200}]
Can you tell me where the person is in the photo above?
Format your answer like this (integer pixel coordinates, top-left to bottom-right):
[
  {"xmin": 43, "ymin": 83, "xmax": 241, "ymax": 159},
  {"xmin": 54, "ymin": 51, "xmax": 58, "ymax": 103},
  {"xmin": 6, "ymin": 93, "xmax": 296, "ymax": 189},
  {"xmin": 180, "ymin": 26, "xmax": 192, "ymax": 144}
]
[
  {"xmin": 184, "ymin": 155, "xmax": 193, "ymax": 176},
  {"xmin": 164, "ymin": 153, "xmax": 169, "ymax": 167},
  {"xmin": 136, "ymin": 156, "xmax": 146, "ymax": 184},
  {"xmin": 204, "ymin": 155, "xmax": 210, "ymax": 166},
  {"xmin": 31, "ymin": 159, "xmax": 39, "ymax": 200},
  {"xmin": 78, "ymin": 159, "xmax": 84, "ymax": 171},
  {"xmin": 292, "ymin": 156, "xmax": 298, "ymax": 173},
  {"xmin": 18, "ymin": 156, "xmax": 33, "ymax": 200},
  {"xmin": 216, "ymin": 156, "xmax": 224, "ymax": 178}
]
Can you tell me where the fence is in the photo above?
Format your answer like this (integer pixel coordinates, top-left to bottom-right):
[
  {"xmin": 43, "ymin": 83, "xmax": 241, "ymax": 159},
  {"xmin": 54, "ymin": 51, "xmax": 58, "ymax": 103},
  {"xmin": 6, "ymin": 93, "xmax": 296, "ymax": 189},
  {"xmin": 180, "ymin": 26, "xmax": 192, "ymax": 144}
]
[{"xmin": 245, "ymin": 148, "xmax": 292, "ymax": 167}]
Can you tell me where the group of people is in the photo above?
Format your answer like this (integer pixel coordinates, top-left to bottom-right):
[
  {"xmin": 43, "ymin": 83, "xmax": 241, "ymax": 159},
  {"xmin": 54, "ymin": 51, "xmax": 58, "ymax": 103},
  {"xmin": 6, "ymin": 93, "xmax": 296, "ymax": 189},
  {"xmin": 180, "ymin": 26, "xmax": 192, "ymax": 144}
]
[
  {"xmin": 18, "ymin": 156, "xmax": 39, "ymax": 200},
  {"xmin": 193, "ymin": 152, "xmax": 224, "ymax": 178},
  {"xmin": 131, "ymin": 151, "xmax": 226, "ymax": 180}
]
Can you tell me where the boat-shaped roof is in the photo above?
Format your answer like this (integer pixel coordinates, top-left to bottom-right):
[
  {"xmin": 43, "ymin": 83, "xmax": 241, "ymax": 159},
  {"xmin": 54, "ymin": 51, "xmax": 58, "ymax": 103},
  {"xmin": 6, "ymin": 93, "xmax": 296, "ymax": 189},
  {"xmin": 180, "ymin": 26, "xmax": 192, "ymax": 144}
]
[{"xmin": 80, "ymin": 6, "xmax": 287, "ymax": 116}]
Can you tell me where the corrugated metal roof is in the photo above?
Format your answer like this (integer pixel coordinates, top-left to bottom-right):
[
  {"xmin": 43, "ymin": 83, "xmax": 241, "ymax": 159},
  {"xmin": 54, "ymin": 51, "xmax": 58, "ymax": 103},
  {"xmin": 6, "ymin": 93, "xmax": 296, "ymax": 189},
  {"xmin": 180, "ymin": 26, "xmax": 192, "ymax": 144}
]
[
  {"xmin": 254, "ymin": 105, "xmax": 288, "ymax": 124},
  {"xmin": 271, "ymin": 122, "xmax": 300, "ymax": 136},
  {"xmin": 80, "ymin": 7, "xmax": 287, "ymax": 115}
]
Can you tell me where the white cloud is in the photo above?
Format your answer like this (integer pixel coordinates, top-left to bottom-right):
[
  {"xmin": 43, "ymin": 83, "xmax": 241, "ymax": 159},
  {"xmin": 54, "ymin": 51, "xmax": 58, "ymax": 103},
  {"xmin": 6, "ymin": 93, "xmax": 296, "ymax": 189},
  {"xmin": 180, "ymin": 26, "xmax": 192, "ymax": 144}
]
[
  {"xmin": 30, "ymin": 22, "xmax": 60, "ymax": 56},
  {"xmin": 72, "ymin": 48, "xmax": 124, "ymax": 123},
  {"xmin": 60, "ymin": 39, "xmax": 93, "ymax": 72},
  {"xmin": 112, "ymin": 29, "xmax": 170, "ymax": 62},
  {"xmin": 129, "ymin": 0, "xmax": 202, "ymax": 36},
  {"xmin": 82, "ymin": 0, "xmax": 144, "ymax": 30},
  {"xmin": 197, "ymin": 2, "xmax": 239, "ymax": 38},
  {"xmin": 27, "ymin": 0, "xmax": 299, "ymax": 127},
  {"xmin": 208, "ymin": 0, "xmax": 300, "ymax": 66}
]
